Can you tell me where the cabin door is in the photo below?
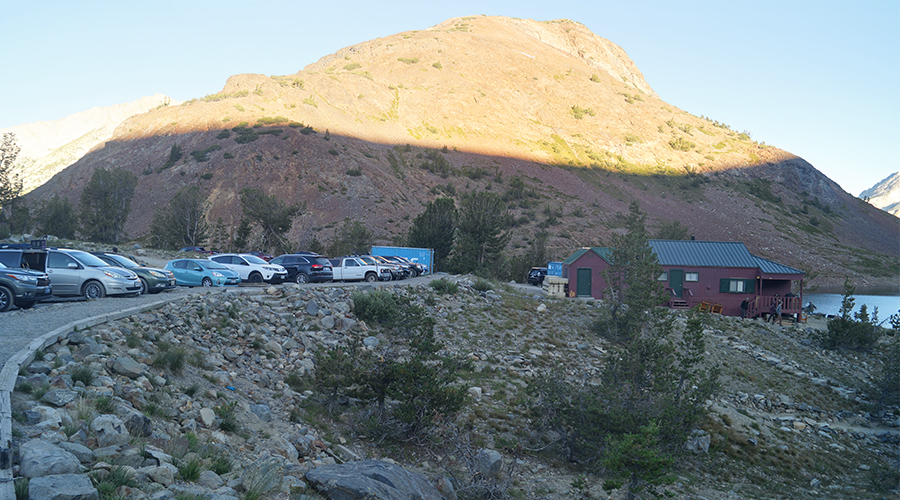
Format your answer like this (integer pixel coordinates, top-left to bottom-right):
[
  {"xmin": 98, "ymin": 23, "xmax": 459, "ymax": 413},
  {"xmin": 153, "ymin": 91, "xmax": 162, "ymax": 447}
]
[
  {"xmin": 576, "ymin": 268, "xmax": 592, "ymax": 297},
  {"xmin": 669, "ymin": 269, "xmax": 684, "ymax": 298}
]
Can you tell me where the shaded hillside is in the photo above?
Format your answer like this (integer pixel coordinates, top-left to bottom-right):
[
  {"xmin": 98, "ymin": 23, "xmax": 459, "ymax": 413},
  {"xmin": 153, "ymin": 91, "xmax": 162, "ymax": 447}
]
[{"xmin": 25, "ymin": 16, "xmax": 899, "ymax": 288}]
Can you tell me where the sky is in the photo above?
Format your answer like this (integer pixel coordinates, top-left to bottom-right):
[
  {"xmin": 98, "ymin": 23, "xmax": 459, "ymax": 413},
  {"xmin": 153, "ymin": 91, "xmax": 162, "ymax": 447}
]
[{"xmin": 2, "ymin": 1, "xmax": 898, "ymax": 196}]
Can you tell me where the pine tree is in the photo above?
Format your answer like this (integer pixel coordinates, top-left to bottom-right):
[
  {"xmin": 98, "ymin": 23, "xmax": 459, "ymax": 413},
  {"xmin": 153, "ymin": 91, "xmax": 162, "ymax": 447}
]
[{"xmin": 407, "ymin": 197, "xmax": 457, "ymax": 271}]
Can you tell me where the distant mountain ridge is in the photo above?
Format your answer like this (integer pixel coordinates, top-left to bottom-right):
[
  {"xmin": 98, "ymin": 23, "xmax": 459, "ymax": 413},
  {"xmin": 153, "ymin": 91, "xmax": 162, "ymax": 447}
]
[
  {"xmin": 1, "ymin": 94, "xmax": 173, "ymax": 193},
  {"xmin": 860, "ymin": 172, "xmax": 900, "ymax": 217},
  {"xmin": 22, "ymin": 16, "xmax": 899, "ymax": 288}
]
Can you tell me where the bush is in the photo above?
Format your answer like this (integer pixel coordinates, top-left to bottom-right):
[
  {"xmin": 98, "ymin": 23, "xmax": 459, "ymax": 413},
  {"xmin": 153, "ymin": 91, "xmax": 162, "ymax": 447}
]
[
  {"xmin": 472, "ymin": 278, "xmax": 493, "ymax": 292},
  {"xmin": 351, "ymin": 290, "xmax": 399, "ymax": 325},
  {"xmin": 429, "ymin": 278, "xmax": 459, "ymax": 295},
  {"xmin": 818, "ymin": 280, "xmax": 880, "ymax": 351}
]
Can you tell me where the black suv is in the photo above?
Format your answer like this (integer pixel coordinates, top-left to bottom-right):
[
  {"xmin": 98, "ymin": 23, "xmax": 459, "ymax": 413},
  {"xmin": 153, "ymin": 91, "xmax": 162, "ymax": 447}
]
[
  {"xmin": 526, "ymin": 267, "xmax": 548, "ymax": 286},
  {"xmin": 270, "ymin": 253, "xmax": 334, "ymax": 284},
  {"xmin": 0, "ymin": 261, "xmax": 52, "ymax": 312}
]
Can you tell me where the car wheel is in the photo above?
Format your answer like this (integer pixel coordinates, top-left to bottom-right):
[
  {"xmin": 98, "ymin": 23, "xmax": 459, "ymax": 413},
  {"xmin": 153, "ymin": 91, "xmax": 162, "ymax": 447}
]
[
  {"xmin": 139, "ymin": 278, "xmax": 149, "ymax": 295},
  {"xmin": 249, "ymin": 272, "xmax": 263, "ymax": 284},
  {"xmin": 202, "ymin": 277, "xmax": 213, "ymax": 287},
  {"xmin": 82, "ymin": 281, "xmax": 105, "ymax": 300},
  {"xmin": 295, "ymin": 273, "xmax": 309, "ymax": 284},
  {"xmin": 0, "ymin": 286, "xmax": 13, "ymax": 312},
  {"xmin": 409, "ymin": 269, "xmax": 418, "ymax": 278},
  {"xmin": 16, "ymin": 300, "xmax": 37, "ymax": 310},
  {"xmin": 365, "ymin": 272, "xmax": 377, "ymax": 283}
]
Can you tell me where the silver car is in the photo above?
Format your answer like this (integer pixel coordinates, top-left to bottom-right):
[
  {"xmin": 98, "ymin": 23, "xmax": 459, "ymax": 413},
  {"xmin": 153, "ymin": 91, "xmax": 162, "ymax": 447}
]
[{"xmin": 45, "ymin": 249, "xmax": 142, "ymax": 299}]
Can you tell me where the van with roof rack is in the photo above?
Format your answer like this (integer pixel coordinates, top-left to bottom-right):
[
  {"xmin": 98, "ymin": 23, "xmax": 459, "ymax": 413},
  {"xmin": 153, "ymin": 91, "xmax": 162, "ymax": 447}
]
[{"xmin": 0, "ymin": 247, "xmax": 141, "ymax": 299}]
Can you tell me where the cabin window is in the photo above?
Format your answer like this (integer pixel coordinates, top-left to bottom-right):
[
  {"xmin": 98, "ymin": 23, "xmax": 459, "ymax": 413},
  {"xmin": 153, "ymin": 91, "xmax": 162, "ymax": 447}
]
[
  {"xmin": 657, "ymin": 272, "xmax": 668, "ymax": 281},
  {"xmin": 685, "ymin": 272, "xmax": 699, "ymax": 282},
  {"xmin": 720, "ymin": 278, "xmax": 756, "ymax": 294}
]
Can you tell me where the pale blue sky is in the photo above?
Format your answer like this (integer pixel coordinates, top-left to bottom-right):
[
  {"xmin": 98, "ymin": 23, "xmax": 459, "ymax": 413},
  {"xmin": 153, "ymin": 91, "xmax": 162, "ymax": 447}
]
[{"xmin": 2, "ymin": 1, "xmax": 897, "ymax": 196}]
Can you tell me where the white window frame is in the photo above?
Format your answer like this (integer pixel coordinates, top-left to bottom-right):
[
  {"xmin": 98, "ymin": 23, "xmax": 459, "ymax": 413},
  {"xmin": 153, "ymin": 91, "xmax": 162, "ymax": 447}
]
[
  {"xmin": 728, "ymin": 280, "xmax": 745, "ymax": 293},
  {"xmin": 657, "ymin": 272, "xmax": 668, "ymax": 281},
  {"xmin": 685, "ymin": 272, "xmax": 699, "ymax": 282}
]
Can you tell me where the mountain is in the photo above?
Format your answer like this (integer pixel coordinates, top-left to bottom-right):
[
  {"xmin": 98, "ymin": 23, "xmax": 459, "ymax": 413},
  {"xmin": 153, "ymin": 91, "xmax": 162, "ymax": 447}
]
[
  {"xmin": 23, "ymin": 16, "xmax": 899, "ymax": 289},
  {"xmin": 1, "ymin": 94, "xmax": 173, "ymax": 193},
  {"xmin": 860, "ymin": 172, "xmax": 900, "ymax": 217}
]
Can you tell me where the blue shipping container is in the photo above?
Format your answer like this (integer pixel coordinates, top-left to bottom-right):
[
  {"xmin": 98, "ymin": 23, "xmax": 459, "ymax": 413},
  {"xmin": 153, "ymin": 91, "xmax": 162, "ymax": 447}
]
[
  {"xmin": 371, "ymin": 246, "xmax": 434, "ymax": 274},
  {"xmin": 548, "ymin": 262, "xmax": 563, "ymax": 277}
]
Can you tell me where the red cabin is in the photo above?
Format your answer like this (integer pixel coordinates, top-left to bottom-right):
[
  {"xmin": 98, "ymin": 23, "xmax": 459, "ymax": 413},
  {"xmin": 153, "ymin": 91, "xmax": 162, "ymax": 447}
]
[{"xmin": 562, "ymin": 240, "xmax": 805, "ymax": 319}]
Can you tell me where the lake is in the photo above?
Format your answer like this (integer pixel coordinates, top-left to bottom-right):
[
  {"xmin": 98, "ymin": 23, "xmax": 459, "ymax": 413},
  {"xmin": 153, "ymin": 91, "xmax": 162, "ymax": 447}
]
[{"xmin": 803, "ymin": 291, "xmax": 900, "ymax": 319}]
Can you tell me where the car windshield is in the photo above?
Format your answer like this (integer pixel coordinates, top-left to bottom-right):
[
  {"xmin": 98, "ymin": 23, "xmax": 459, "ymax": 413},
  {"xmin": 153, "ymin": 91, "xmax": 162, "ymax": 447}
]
[
  {"xmin": 312, "ymin": 257, "xmax": 331, "ymax": 266},
  {"xmin": 359, "ymin": 256, "xmax": 376, "ymax": 265},
  {"xmin": 202, "ymin": 261, "xmax": 230, "ymax": 270},
  {"xmin": 68, "ymin": 250, "xmax": 111, "ymax": 267},
  {"xmin": 108, "ymin": 254, "xmax": 140, "ymax": 268},
  {"xmin": 243, "ymin": 255, "xmax": 268, "ymax": 264}
]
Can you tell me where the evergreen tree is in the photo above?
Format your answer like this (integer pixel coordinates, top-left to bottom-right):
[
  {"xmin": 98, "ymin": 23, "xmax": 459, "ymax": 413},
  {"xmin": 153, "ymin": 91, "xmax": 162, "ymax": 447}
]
[
  {"xmin": 327, "ymin": 220, "xmax": 373, "ymax": 257},
  {"xmin": 79, "ymin": 167, "xmax": 138, "ymax": 244},
  {"xmin": 407, "ymin": 197, "xmax": 456, "ymax": 271},
  {"xmin": 0, "ymin": 133, "xmax": 22, "ymax": 210},
  {"xmin": 35, "ymin": 195, "xmax": 78, "ymax": 239},
  {"xmin": 238, "ymin": 188, "xmax": 301, "ymax": 254},
  {"xmin": 450, "ymin": 191, "xmax": 510, "ymax": 275},
  {"xmin": 149, "ymin": 186, "xmax": 209, "ymax": 249}
]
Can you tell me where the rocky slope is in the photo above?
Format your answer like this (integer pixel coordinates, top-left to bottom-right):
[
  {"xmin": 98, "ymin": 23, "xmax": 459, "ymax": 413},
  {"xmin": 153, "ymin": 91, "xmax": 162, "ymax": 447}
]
[
  {"xmin": 21, "ymin": 16, "xmax": 899, "ymax": 288},
  {"xmin": 9, "ymin": 279, "xmax": 898, "ymax": 499},
  {"xmin": 2, "ymin": 94, "xmax": 172, "ymax": 193},
  {"xmin": 860, "ymin": 172, "xmax": 900, "ymax": 217}
]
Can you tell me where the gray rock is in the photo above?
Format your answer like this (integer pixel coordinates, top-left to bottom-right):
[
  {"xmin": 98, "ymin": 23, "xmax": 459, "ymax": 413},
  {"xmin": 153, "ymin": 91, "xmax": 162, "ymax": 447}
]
[
  {"xmin": 41, "ymin": 389, "xmax": 78, "ymax": 407},
  {"xmin": 110, "ymin": 357, "xmax": 148, "ymax": 378},
  {"xmin": 474, "ymin": 449, "xmax": 502, "ymax": 477},
  {"xmin": 91, "ymin": 415, "xmax": 130, "ymax": 447},
  {"xmin": 320, "ymin": 316, "xmax": 335, "ymax": 330},
  {"xmin": 24, "ymin": 406, "xmax": 62, "ymax": 429},
  {"xmin": 19, "ymin": 439, "xmax": 83, "ymax": 477},
  {"xmin": 199, "ymin": 469, "xmax": 224, "ymax": 489},
  {"xmin": 250, "ymin": 404, "xmax": 272, "ymax": 422},
  {"xmin": 57, "ymin": 441, "xmax": 94, "ymax": 463},
  {"xmin": 240, "ymin": 454, "xmax": 286, "ymax": 497},
  {"xmin": 306, "ymin": 460, "xmax": 445, "ymax": 500},
  {"xmin": 27, "ymin": 473, "xmax": 98, "ymax": 500},
  {"xmin": 306, "ymin": 300, "xmax": 320, "ymax": 316},
  {"xmin": 363, "ymin": 336, "xmax": 380, "ymax": 348},
  {"xmin": 685, "ymin": 430, "xmax": 711, "ymax": 454}
]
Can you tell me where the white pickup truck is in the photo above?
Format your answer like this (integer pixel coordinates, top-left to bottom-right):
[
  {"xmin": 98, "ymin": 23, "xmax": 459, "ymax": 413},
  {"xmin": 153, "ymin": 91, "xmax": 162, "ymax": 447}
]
[{"xmin": 328, "ymin": 257, "xmax": 391, "ymax": 282}]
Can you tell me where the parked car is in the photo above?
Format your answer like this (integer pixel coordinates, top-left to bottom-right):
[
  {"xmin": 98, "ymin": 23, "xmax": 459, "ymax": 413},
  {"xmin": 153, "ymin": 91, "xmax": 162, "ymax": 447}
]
[
  {"xmin": 381, "ymin": 255, "xmax": 425, "ymax": 277},
  {"xmin": 329, "ymin": 257, "xmax": 391, "ymax": 282},
  {"xmin": 209, "ymin": 253, "xmax": 288, "ymax": 284},
  {"xmin": 179, "ymin": 246, "xmax": 215, "ymax": 254},
  {"xmin": 269, "ymin": 253, "xmax": 333, "ymax": 284},
  {"xmin": 0, "ymin": 261, "xmax": 52, "ymax": 312},
  {"xmin": 92, "ymin": 252, "xmax": 176, "ymax": 295},
  {"xmin": 366, "ymin": 255, "xmax": 410, "ymax": 280},
  {"xmin": 526, "ymin": 267, "xmax": 548, "ymax": 286},
  {"xmin": 165, "ymin": 259, "xmax": 241, "ymax": 287},
  {"xmin": 245, "ymin": 251, "xmax": 274, "ymax": 262},
  {"xmin": 0, "ymin": 248, "xmax": 141, "ymax": 299}
]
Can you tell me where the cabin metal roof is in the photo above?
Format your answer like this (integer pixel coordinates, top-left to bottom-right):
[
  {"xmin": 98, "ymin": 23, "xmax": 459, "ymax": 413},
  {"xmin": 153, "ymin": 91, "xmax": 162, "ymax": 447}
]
[
  {"xmin": 751, "ymin": 255, "xmax": 804, "ymax": 275},
  {"xmin": 563, "ymin": 247, "xmax": 612, "ymax": 265},
  {"xmin": 649, "ymin": 240, "xmax": 758, "ymax": 268}
]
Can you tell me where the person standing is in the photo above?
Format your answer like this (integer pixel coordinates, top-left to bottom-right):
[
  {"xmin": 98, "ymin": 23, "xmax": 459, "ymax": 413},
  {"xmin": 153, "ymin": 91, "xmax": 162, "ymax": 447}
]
[
  {"xmin": 774, "ymin": 299, "xmax": 783, "ymax": 326},
  {"xmin": 740, "ymin": 298, "xmax": 749, "ymax": 319}
]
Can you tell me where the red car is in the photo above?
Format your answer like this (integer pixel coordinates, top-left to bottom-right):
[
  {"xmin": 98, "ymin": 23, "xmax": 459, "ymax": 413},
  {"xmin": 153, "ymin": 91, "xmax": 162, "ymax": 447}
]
[{"xmin": 245, "ymin": 251, "xmax": 273, "ymax": 262}]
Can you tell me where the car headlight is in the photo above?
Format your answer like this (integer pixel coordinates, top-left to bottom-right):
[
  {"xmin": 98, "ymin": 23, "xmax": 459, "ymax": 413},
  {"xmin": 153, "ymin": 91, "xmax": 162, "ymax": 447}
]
[
  {"xmin": 149, "ymin": 270, "xmax": 167, "ymax": 278},
  {"xmin": 5, "ymin": 273, "xmax": 37, "ymax": 283},
  {"xmin": 212, "ymin": 272, "xmax": 224, "ymax": 278}
]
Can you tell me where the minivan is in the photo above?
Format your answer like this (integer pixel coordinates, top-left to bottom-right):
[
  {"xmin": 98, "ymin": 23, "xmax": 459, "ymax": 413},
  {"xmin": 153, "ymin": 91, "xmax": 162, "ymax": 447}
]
[{"xmin": 0, "ymin": 248, "xmax": 142, "ymax": 299}]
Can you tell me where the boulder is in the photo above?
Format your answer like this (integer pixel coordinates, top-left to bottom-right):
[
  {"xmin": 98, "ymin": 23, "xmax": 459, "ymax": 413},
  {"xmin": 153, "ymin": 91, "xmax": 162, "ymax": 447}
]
[
  {"xmin": 240, "ymin": 454, "xmax": 286, "ymax": 497},
  {"xmin": 19, "ymin": 439, "xmax": 82, "ymax": 477},
  {"xmin": 306, "ymin": 460, "xmax": 445, "ymax": 500},
  {"xmin": 26, "ymin": 473, "xmax": 98, "ymax": 500},
  {"xmin": 474, "ymin": 449, "xmax": 502, "ymax": 478},
  {"xmin": 90, "ymin": 415, "xmax": 130, "ymax": 447}
]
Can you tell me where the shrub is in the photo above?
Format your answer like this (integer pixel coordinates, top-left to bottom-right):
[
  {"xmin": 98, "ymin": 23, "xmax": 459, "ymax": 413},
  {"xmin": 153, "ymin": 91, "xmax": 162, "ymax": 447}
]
[
  {"xmin": 190, "ymin": 145, "xmax": 222, "ymax": 162},
  {"xmin": 346, "ymin": 168, "xmax": 362, "ymax": 176},
  {"xmin": 472, "ymin": 278, "xmax": 494, "ymax": 292},
  {"xmin": 152, "ymin": 347, "xmax": 186, "ymax": 374},
  {"xmin": 432, "ymin": 61, "xmax": 442, "ymax": 69},
  {"xmin": 819, "ymin": 280, "xmax": 880, "ymax": 351},
  {"xmin": 200, "ymin": 173, "xmax": 213, "ymax": 180},
  {"xmin": 398, "ymin": 57, "xmax": 419, "ymax": 64},
  {"xmin": 429, "ymin": 278, "xmax": 459, "ymax": 295},
  {"xmin": 570, "ymin": 105, "xmax": 595, "ymax": 119},
  {"xmin": 70, "ymin": 365, "xmax": 94, "ymax": 386},
  {"xmin": 177, "ymin": 457, "xmax": 201, "ymax": 482},
  {"xmin": 668, "ymin": 136, "xmax": 695, "ymax": 151},
  {"xmin": 257, "ymin": 116, "xmax": 289, "ymax": 125},
  {"xmin": 351, "ymin": 289, "xmax": 399, "ymax": 325},
  {"xmin": 216, "ymin": 129, "xmax": 231, "ymax": 139},
  {"xmin": 90, "ymin": 465, "xmax": 135, "ymax": 497}
]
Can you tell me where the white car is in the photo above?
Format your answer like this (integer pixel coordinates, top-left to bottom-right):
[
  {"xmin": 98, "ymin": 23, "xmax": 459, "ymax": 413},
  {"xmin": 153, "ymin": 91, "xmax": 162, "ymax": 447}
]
[{"xmin": 208, "ymin": 253, "xmax": 288, "ymax": 284}]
